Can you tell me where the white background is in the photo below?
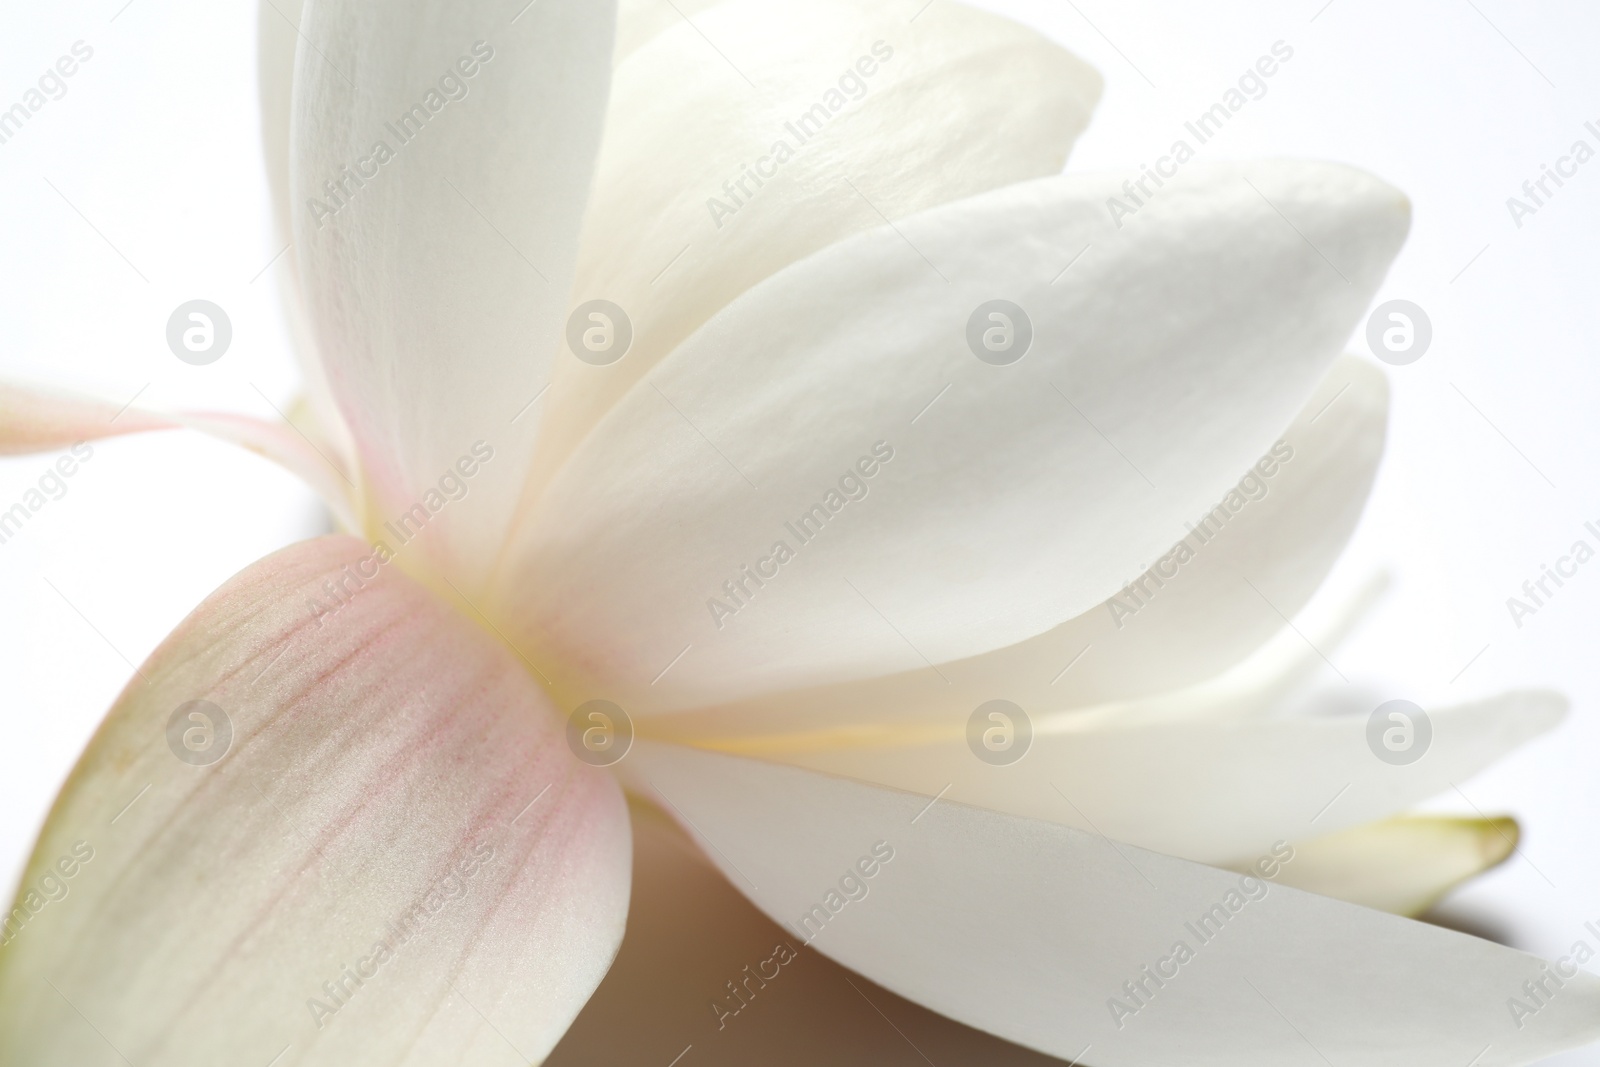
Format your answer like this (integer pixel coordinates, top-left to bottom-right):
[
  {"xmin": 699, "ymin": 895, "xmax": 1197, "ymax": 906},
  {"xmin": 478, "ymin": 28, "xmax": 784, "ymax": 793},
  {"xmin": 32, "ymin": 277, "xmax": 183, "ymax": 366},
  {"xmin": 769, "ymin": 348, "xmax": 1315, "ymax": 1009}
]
[{"xmin": 2, "ymin": 0, "xmax": 1598, "ymax": 1061}]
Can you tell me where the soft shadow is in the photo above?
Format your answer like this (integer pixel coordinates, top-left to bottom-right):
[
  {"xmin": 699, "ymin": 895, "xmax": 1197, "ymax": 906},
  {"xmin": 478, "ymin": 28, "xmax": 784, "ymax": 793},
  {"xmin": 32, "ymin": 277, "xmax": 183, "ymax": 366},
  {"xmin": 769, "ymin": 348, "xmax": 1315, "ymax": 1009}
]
[
  {"xmin": 547, "ymin": 800, "xmax": 1070, "ymax": 1066},
  {"xmin": 1419, "ymin": 901, "xmax": 1521, "ymax": 948}
]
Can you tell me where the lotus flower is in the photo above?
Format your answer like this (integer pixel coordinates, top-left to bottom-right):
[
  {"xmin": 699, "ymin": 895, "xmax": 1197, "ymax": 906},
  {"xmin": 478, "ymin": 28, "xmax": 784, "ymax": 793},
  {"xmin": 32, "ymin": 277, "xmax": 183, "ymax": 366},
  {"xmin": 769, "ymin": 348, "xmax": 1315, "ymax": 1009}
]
[{"xmin": 2, "ymin": 1, "xmax": 1595, "ymax": 1064}]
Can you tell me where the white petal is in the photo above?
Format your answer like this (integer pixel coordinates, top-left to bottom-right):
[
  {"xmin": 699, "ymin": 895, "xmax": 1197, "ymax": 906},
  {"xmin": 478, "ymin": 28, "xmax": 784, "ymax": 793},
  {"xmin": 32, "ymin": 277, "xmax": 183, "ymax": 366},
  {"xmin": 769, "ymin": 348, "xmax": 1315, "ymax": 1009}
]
[
  {"xmin": 520, "ymin": 0, "xmax": 1103, "ymax": 504},
  {"xmin": 1260, "ymin": 815, "xmax": 1520, "ymax": 917},
  {"xmin": 502, "ymin": 161, "xmax": 1409, "ymax": 713},
  {"xmin": 550, "ymin": 800, "xmax": 1067, "ymax": 1065},
  {"xmin": 614, "ymin": 0, "xmax": 725, "ymax": 63},
  {"xmin": 257, "ymin": 0, "xmax": 300, "ymax": 242},
  {"xmin": 753, "ymin": 689, "xmax": 1563, "ymax": 865},
  {"xmin": 620, "ymin": 742, "xmax": 1600, "ymax": 1066},
  {"xmin": 0, "ymin": 537, "xmax": 631, "ymax": 1066},
  {"xmin": 1058, "ymin": 356, "xmax": 1386, "ymax": 709},
  {"xmin": 291, "ymin": 0, "xmax": 614, "ymax": 591},
  {"xmin": 645, "ymin": 356, "xmax": 1389, "ymax": 746},
  {"xmin": 258, "ymin": 0, "xmax": 356, "ymax": 476}
]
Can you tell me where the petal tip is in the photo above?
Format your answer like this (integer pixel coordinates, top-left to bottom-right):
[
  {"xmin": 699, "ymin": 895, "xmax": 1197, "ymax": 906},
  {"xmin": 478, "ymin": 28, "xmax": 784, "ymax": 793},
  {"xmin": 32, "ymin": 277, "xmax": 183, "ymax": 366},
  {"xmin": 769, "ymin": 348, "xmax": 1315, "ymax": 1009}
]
[{"xmin": 1481, "ymin": 815, "xmax": 1521, "ymax": 867}]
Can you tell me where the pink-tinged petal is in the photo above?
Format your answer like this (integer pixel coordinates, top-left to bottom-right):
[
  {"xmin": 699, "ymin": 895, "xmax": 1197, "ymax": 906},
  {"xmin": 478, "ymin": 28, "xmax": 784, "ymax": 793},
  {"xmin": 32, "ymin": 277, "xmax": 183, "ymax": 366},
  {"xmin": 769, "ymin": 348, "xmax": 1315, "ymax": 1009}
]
[
  {"xmin": 0, "ymin": 536, "xmax": 630, "ymax": 1066},
  {"xmin": 291, "ymin": 0, "xmax": 615, "ymax": 594},
  {"xmin": 549, "ymin": 799, "xmax": 1065, "ymax": 1065},
  {"xmin": 620, "ymin": 742, "xmax": 1600, "ymax": 1066},
  {"xmin": 178, "ymin": 409, "xmax": 359, "ymax": 523},
  {"xmin": 0, "ymin": 380, "xmax": 360, "ymax": 528},
  {"xmin": 0, "ymin": 379, "xmax": 169, "ymax": 453}
]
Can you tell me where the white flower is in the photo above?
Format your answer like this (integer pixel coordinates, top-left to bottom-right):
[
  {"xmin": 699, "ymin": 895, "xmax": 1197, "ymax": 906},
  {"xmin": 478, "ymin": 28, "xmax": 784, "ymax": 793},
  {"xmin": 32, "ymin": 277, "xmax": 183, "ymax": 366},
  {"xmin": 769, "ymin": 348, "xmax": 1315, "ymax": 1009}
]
[{"xmin": 1, "ymin": 1, "xmax": 1594, "ymax": 1064}]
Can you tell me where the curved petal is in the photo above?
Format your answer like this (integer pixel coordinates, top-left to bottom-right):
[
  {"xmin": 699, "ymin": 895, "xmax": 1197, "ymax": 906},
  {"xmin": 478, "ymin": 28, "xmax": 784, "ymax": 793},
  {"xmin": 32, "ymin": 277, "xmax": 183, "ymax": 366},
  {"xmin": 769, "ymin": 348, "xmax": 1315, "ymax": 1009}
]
[
  {"xmin": 0, "ymin": 379, "xmax": 168, "ymax": 451},
  {"xmin": 751, "ymin": 689, "xmax": 1563, "ymax": 865},
  {"xmin": 614, "ymin": 0, "xmax": 725, "ymax": 63},
  {"xmin": 258, "ymin": 0, "xmax": 356, "ymax": 479},
  {"xmin": 647, "ymin": 356, "xmax": 1388, "ymax": 747},
  {"xmin": 0, "ymin": 380, "xmax": 360, "ymax": 529},
  {"xmin": 519, "ymin": 0, "xmax": 1104, "ymax": 505},
  {"xmin": 291, "ymin": 0, "xmax": 615, "ymax": 593},
  {"xmin": 258, "ymin": 0, "xmax": 301, "ymax": 243},
  {"xmin": 620, "ymin": 742, "xmax": 1600, "ymax": 1066},
  {"xmin": 502, "ymin": 161, "xmax": 1409, "ymax": 714},
  {"xmin": 549, "ymin": 799, "xmax": 1066, "ymax": 1065},
  {"xmin": 0, "ymin": 537, "xmax": 630, "ymax": 1066},
  {"xmin": 1258, "ymin": 815, "xmax": 1520, "ymax": 917},
  {"xmin": 1033, "ymin": 356, "xmax": 1388, "ymax": 711}
]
